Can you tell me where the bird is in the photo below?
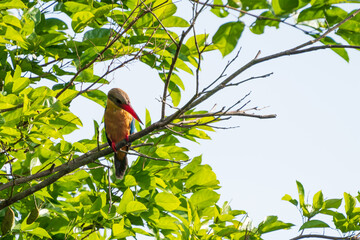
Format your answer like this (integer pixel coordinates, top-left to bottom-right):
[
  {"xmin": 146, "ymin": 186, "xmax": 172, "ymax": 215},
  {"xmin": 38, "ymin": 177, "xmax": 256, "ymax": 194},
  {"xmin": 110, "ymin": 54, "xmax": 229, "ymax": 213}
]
[{"xmin": 104, "ymin": 88, "xmax": 142, "ymax": 179}]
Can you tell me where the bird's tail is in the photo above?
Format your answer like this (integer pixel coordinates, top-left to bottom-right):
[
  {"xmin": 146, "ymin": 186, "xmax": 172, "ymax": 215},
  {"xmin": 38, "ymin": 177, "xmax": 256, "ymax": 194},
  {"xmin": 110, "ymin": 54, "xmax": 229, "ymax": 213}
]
[{"xmin": 114, "ymin": 148, "xmax": 128, "ymax": 179}]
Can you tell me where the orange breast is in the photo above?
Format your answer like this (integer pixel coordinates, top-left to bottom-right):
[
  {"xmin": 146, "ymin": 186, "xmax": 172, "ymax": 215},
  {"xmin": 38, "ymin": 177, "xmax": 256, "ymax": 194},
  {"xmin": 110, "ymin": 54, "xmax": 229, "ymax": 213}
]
[{"xmin": 104, "ymin": 99, "xmax": 133, "ymax": 146}]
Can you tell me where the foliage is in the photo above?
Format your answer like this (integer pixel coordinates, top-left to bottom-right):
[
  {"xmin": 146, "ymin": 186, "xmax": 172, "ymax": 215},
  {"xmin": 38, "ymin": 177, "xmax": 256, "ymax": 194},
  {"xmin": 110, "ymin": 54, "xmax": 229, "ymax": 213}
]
[
  {"xmin": 0, "ymin": 0, "xmax": 359, "ymax": 239},
  {"xmin": 283, "ymin": 181, "xmax": 360, "ymax": 237}
]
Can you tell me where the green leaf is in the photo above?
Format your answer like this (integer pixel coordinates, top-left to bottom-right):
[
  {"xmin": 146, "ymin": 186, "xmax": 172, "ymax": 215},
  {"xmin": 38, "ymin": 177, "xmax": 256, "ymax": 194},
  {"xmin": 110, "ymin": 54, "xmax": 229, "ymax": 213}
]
[
  {"xmin": 297, "ymin": 7, "xmax": 325, "ymax": 23},
  {"xmin": 0, "ymin": 0, "xmax": 27, "ymax": 10},
  {"xmin": 155, "ymin": 192, "xmax": 181, "ymax": 211},
  {"xmin": 311, "ymin": 0, "xmax": 344, "ymax": 8},
  {"xmin": 84, "ymin": 28, "xmax": 111, "ymax": 42},
  {"xmin": 299, "ymin": 220, "xmax": 329, "ymax": 230},
  {"xmin": 185, "ymin": 34, "xmax": 211, "ymax": 57},
  {"xmin": 13, "ymin": 78, "xmax": 30, "ymax": 94},
  {"xmin": 82, "ymin": 90, "xmax": 107, "ymax": 107},
  {"xmin": 212, "ymin": 21, "xmax": 244, "ymax": 57},
  {"xmin": 258, "ymin": 216, "xmax": 294, "ymax": 233},
  {"xmin": 320, "ymin": 209, "xmax": 345, "ymax": 219},
  {"xmin": 117, "ymin": 188, "xmax": 134, "ymax": 214},
  {"xmin": 240, "ymin": 0, "xmax": 268, "ymax": 10},
  {"xmin": 296, "ymin": 181, "xmax": 305, "ymax": 207},
  {"xmin": 71, "ymin": 11, "xmax": 95, "ymax": 33},
  {"xmin": 188, "ymin": 128, "xmax": 211, "ymax": 140},
  {"xmin": 3, "ymin": 15, "xmax": 22, "ymax": 29},
  {"xmin": 156, "ymin": 216, "xmax": 179, "ymax": 230},
  {"xmin": 145, "ymin": 108, "xmax": 151, "ymax": 127},
  {"xmin": 93, "ymin": 4, "xmax": 118, "ymax": 18},
  {"xmin": 272, "ymin": 0, "xmax": 299, "ymax": 15},
  {"xmin": 325, "ymin": 6, "xmax": 348, "ymax": 26},
  {"xmin": 113, "ymin": 218, "xmax": 134, "ymax": 238},
  {"xmin": 336, "ymin": 29, "xmax": 360, "ymax": 46},
  {"xmin": 320, "ymin": 36, "xmax": 349, "ymax": 62},
  {"xmin": 162, "ymin": 16, "xmax": 190, "ymax": 27},
  {"xmin": 313, "ymin": 190, "xmax": 324, "ymax": 210},
  {"xmin": 210, "ymin": 0, "xmax": 229, "ymax": 18},
  {"xmin": 60, "ymin": 140, "xmax": 72, "ymax": 154},
  {"xmin": 186, "ymin": 166, "xmax": 219, "ymax": 189},
  {"xmin": 124, "ymin": 175, "xmax": 137, "ymax": 187},
  {"xmin": 155, "ymin": 146, "xmax": 188, "ymax": 161},
  {"xmin": 90, "ymin": 194, "xmax": 105, "ymax": 212},
  {"xmin": 133, "ymin": 227, "xmax": 154, "ymax": 236},
  {"xmin": 323, "ymin": 198, "xmax": 342, "ymax": 209},
  {"xmin": 73, "ymin": 142, "xmax": 88, "ymax": 153},
  {"xmin": 344, "ymin": 192, "xmax": 356, "ymax": 216},
  {"xmin": 5, "ymin": 25, "xmax": 26, "ymax": 43},
  {"xmin": 168, "ymin": 81, "xmax": 181, "ymax": 107},
  {"xmin": 250, "ymin": 11, "xmax": 280, "ymax": 34},
  {"xmin": 56, "ymin": 89, "xmax": 78, "ymax": 104},
  {"xmin": 64, "ymin": 2, "xmax": 91, "ymax": 12},
  {"xmin": 159, "ymin": 73, "xmax": 185, "ymax": 90},
  {"xmin": 38, "ymin": 18, "xmax": 68, "ymax": 31},
  {"xmin": 296, "ymin": 181, "xmax": 310, "ymax": 216},
  {"xmin": 126, "ymin": 201, "xmax": 148, "ymax": 214},
  {"xmin": 27, "ymin": 227, "xmax": 52, "ymax": 238},
  {"xmin": 190, "ymin": 189, "xmax": 220, "ymax": 210},
  {"xmin": 53, "ymin": 65, "xmax": 75, "ymax": 76},
  {"xmin": 152, "ymin": 1, "xmax": 177, "ymax": 20}
]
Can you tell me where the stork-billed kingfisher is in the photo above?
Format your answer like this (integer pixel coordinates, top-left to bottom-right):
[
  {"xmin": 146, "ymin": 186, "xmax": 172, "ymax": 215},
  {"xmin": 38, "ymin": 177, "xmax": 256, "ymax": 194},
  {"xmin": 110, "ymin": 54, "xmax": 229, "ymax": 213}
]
[{"xmin": 104, "ymin": 88, "xmax": 142, "ymax": 179}]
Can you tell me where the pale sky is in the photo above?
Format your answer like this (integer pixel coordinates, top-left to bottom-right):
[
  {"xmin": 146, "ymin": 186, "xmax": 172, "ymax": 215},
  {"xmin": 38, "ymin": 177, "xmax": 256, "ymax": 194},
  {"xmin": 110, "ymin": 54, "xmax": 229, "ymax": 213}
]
[{"xmin": 66, "ymin": 2, "xmax": 360, "ymax": 239}]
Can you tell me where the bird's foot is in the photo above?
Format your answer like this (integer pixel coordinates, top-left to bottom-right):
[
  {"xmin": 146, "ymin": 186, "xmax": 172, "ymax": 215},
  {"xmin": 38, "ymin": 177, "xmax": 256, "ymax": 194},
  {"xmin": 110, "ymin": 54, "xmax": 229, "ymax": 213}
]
[
  {"xmin": 125, "ymin": 135, "xmax": 131, "ymax": 146},
  {"xmin": 111, "ymin": 141, "xmax": 117, "ymax": 152}
]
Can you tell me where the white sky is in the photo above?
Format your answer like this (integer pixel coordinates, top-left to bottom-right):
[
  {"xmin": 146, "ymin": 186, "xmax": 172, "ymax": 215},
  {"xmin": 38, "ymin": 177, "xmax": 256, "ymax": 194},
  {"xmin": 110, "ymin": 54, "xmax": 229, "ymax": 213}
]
[{"xmin": 66, "ymin": 2, "xmax": 360, "ymax": 239}]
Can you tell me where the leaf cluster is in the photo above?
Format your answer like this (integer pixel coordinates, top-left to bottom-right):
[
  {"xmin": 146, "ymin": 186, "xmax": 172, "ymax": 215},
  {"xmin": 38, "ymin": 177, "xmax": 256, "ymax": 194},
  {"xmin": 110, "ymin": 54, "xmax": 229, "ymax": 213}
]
[{"xmin": 283, "ymin": 181, "xmax": 360, "ymax": 236}]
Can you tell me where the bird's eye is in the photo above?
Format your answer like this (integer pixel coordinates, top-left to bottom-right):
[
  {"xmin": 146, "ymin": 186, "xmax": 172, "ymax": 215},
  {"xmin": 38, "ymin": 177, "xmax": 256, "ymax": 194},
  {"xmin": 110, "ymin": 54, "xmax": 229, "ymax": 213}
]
[{"xmin": 116, "ymin": 99, "xmax": 121, "ymax": 104}]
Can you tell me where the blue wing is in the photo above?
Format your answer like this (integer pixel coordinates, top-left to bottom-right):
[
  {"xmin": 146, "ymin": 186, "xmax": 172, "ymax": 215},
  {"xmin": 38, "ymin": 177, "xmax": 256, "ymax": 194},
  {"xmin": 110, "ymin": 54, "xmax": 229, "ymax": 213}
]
[{"xmin": 130, "ymin": 118, "xmax": 135, "ymax": 135}]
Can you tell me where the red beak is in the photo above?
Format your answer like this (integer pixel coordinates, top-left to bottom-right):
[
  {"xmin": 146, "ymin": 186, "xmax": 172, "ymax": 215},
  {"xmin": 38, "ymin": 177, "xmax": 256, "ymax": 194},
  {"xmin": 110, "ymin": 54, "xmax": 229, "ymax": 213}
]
[{"xmin": 120, "ymin": 103, "xmax": 143, "ymax": 124}]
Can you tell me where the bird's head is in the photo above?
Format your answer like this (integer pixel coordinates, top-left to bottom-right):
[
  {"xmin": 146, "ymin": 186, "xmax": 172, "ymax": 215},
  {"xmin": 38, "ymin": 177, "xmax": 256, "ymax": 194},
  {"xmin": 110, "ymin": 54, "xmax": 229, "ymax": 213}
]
[{"xmin": 108, "ymin": 88, "xmax": 143, "ymax": 124}]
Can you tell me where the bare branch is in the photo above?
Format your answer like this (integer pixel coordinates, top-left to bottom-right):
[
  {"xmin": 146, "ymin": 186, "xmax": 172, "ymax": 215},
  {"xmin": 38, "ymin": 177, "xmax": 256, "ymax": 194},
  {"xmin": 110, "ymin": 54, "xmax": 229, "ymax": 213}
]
[
  {"xmin": 161, "ymin": 0, "xmax": 209, "ymax": 119},
  {"xmin": 126, "ymin": 149, "xmax": 188, "ymax": 164},
  {"xmin": 290, "ymin": 234, "xmax": 355, "ymax": 240},
  {"xmin": 226, "ymin": 73, "xmax": 273, "ymax": 87},
  {"xmin": 190, "ymin": 43, "xmax": 360, "ymax": 111},
  {"xmin": 202, "ymin": 48, "xmax": 241, "ymax": 93},
  {"xmin": 180, "ymin": 110, "xmax": 276, "ymax": 120}
]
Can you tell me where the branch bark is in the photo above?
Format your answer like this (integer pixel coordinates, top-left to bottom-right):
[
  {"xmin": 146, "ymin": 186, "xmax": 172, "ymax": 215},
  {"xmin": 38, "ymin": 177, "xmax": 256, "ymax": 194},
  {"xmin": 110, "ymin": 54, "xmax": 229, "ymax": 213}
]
[{"xmin": 290, "ymin": 234, "xmax": 355, "ymax": 240}]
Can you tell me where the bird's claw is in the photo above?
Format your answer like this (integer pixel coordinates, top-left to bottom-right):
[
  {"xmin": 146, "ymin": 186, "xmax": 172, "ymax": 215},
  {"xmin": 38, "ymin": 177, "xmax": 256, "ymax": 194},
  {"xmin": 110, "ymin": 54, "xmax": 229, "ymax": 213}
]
[
  {"xmin": 125, "ymin": 135, "xmax": 131, "ymax": 146},
  {"xmin": 111, "ymin": 142, "xmax": 117, "ymax": 152}
]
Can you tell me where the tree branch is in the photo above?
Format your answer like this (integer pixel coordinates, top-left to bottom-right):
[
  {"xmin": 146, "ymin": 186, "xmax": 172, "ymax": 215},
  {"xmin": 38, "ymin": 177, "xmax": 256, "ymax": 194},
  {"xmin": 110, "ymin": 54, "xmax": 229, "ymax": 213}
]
[
  {"xmin": 160, "ymin": 0, "xmax": 209, "ymax": 119},
  {"xmin": 290, "ymin": 234, "xmax": 356, "ymax": 240},
  {"xmin": 180, "ymin": 110, "xmax": 276, "ymax": 120}
]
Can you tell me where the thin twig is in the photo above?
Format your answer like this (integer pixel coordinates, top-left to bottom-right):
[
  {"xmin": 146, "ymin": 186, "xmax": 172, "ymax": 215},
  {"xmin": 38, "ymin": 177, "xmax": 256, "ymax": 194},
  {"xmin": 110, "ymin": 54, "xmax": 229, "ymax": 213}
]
[
  {"xmin": 125, "ymin": 149, "xmax": 188, "ymax": 164},
  {"xmin": 290, "ymin": 234, "xmax": 354, "ymax": 240},
  {"xmin": 180, "ymin": 110, "xmax": 276, "ymax": 119},
  {"xmin": 107, "ymin": 168, "xmax": 112, "ymax": 214}
]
